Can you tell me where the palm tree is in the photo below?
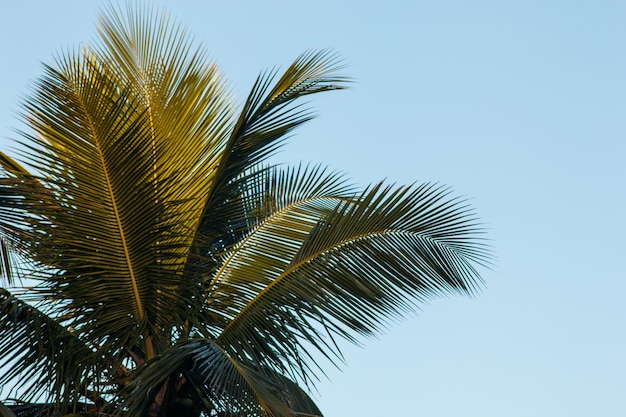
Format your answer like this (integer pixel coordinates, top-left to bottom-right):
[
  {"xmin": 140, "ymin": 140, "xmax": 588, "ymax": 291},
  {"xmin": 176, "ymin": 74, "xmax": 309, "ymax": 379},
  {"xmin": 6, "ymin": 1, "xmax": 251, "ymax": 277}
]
[{"xmin": 0, "ymin": 3, "xmax": 489, "ymax": 417}]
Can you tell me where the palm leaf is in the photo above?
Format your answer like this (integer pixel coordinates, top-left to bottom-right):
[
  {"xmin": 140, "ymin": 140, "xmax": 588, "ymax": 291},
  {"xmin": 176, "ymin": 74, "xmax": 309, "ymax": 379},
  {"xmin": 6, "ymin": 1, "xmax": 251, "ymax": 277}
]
[
  {"xmin": 94, "ymin": 1, "xmax": 235, "ymax": 241},
  {"xmin": 16, "ymin": 53, "xmax": 164, "ymax": 354},
  {"xmin": 215, "ymin": 182, "xmax": 490, "ymax": 382},
  {"xmin": 9, "ymin": 2, "xmax": 236, "ymax": 358}
]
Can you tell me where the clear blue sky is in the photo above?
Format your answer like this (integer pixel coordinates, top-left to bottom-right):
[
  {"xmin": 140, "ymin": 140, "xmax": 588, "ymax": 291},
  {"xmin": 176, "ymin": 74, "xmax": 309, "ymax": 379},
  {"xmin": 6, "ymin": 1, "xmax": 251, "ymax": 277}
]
[{"xmin": 1, "ymin": 1, "xmax": 625, "ymax": 416}]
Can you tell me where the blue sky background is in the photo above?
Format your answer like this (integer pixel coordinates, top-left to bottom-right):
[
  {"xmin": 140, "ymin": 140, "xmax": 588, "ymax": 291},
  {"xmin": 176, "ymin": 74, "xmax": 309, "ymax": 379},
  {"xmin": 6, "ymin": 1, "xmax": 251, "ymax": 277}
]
[{"xmin": 1, "ymin": 1, "xmax": 625, "ymax": 416}]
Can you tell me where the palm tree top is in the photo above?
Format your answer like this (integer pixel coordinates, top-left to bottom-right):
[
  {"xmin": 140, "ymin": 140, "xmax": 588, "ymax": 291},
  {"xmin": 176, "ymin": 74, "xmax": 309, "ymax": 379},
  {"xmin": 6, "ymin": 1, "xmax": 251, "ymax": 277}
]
[{"xmin": 0, "ymin": 3, "xmax": 490, "ymax": 417}]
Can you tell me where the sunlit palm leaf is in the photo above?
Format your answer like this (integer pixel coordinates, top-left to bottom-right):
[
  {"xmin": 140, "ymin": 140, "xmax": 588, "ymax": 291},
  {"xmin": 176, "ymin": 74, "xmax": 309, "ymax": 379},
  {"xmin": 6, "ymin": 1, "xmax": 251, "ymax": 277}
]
[
  {"xmin": 7, "ymin": 2, "xmax": 238, "ymax": 359},
  {"xmin": 17, "ymin": 53, "xmax": 167, "ymax": 353},
  {"xmin": 94, "ymin": 2, "xmax": 235, "ymax": 244},
  {"xmin": 206, "ymin": 164, "xmax": 355, "ymax": 310}
]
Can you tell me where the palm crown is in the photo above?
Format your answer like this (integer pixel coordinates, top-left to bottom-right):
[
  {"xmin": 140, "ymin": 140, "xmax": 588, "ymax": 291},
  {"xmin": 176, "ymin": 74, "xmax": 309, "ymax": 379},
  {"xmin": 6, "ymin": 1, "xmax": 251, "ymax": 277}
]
[{"xmin": 0, "ymin": 4, "xmax": 489, "ymax": 417}]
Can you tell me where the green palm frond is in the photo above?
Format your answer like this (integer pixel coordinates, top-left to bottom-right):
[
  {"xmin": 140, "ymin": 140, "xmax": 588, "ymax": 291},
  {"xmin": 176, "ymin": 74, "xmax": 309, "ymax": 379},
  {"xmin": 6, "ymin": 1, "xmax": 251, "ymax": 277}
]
[
  {"xmin": 215, "ymin": 182, "xmax": 490, "ymax": 382},
  {"xmin": 207, "ymin": 163, "xmax": 355, "ymax": 295},
  {"xmin": 195, "ymin": 165, "xmax": 357, "ymax": 376},
  {"xmin": 95, "ymin": 1, "xmax": 234, "ymax": 222},
  {"xmin": 6, "ymin": 2, "xmax": 236, "ymax": 358},
  {"xmin": 17, "ymin": 54, "xmax": 164, "ymax": 352}
]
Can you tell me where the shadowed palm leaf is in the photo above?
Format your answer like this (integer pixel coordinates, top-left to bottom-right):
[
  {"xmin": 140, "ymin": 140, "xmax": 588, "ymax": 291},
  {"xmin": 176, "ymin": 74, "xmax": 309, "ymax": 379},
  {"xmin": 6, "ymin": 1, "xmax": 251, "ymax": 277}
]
[{"xmin": 0, "ymin": 3, "xmax": 490, "ymax": 417}]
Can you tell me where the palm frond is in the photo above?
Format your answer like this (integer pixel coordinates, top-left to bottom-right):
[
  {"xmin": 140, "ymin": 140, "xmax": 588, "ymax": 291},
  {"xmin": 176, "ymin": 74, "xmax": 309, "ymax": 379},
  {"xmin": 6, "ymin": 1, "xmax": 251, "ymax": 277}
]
[
  {"xmin": 95, "ymin": 1, "xmax": 235, "ymax": 226},
  {"xmin": 10, "ymin": 2, "xmax": 237, "ymax": 356},
  {"xmin": 215, "ymin": 182, "xmax": 490, "ymax": 381},
  {"xmin": 16, "ymin": 53, "xmax": 165, "ymax": 353}
]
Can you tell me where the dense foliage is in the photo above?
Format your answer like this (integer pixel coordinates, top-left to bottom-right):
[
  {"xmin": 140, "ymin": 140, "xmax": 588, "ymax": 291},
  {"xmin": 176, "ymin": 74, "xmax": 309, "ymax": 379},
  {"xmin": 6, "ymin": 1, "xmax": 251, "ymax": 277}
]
[{"xmin": 0, "ymin": 4, "xmax": 489, "ymax": 417}]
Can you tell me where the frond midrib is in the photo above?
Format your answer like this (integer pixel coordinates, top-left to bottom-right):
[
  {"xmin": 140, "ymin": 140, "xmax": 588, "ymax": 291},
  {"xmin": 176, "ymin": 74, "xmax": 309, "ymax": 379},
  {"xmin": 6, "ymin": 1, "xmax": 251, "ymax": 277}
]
[{"xmin": 70, "ymin": 76, "xmax": 146, "ymax": 323}]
